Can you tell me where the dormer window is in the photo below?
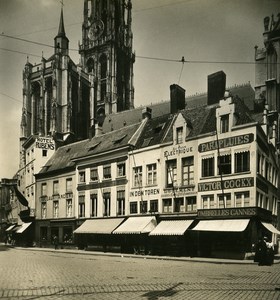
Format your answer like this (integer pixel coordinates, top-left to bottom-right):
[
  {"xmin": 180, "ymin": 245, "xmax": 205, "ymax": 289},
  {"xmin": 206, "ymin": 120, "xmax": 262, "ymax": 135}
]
[
  {"xmin": 176, "ymin": 127, "xmax": 183, "ymax": 144},
  {"xmin": 220, "ymin": 114, "xmax": 229, "ymax": 133}
]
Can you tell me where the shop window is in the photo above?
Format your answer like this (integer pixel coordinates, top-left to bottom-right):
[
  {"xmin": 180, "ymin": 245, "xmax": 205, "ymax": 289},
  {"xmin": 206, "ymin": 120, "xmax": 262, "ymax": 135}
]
[
  {"xmin": 186, "ymin": 196, "xmax": 196, "ymax": 212},
  {"xmin": 66, "ymin": 199, "xmax": 72, "ymax": 217},
  {"xmin": 117, "ymin": 190, "xmax": 125, "ymax": 215},
  {"xmin": 218, "ymin": 154, "xmax": 231, "ymax": 175},
  {"xmin": 53, "ymin": 201, "xmax": 59, "ymax": 218},
  {"xmin": 103, "ymin": 165, "xmax": 111, "ymax": 180},
  {"xmin": 182, "ymin": 156, "xmax": 194, "ymax": 186},
  {"xmin": 130, "ymin": 202, "xmax": 138, "ymax": 214},
  {"xmin": 174, "ymin": 198, "xmax": 184, "ymax": 213},
  {"xmin": 53, "ymin": 181, "xmax": 59, "ymax": 195},
  {"xmin": 63, "ymin": 227, "xmax": 73, "ymax": 244},
  {"xmin": 176, "ymin": 127, "xmax": 183, "ymax": 144},
  {"xmin": 103, "ymin": 192, "xmax": 111, "ymax": 216},
  {"xmin": 133, "ymin": 166, "xmax": 142, "ymax": 187},
  {"xmin": 90, "ymin": 168, "xmax": 98, "ymax": 181},
  {"xmin": 235, "ymin": 151, "xmax": 250, "ymax": 173},
  {"xmin": 79, "ymin": 171, "xmax": 86, "ymax": 183},
  {"xmin": 166, "ymin": 159, "xmax": 177, "ymax": 187},
  {"xmin": 90, "ymin": 193, "xmax": 98, "ymax": 217},
  {"xmin": 150, "ymin": 200, "xmax": 158, "ymax": 213},
  {"xmin": 147, "ymin": 163, "xmax": 157, "ymax": 186},
  {"xmin": 40, "ymin": 227, "xmax": 48, "ymax": 242},
  {"xmin": 163, "ymin": 198, "xmax": 172, "ymax": 213},
  {"xmin": 220, "ymin": 114, "xmax": 229, "ymax": 133},
  {"xmin": 41, "ymin": 202, "xmax": 47, "ymax": 219},
  {"xmin": 140, "ymin": 201, "xmax": 148, "ymax": 214},
  {"xmin": 78, "ymin": 195, "xmax": 85, "ymax": 218},
  {"xmin": 202, "ymin": 157, "xmax": 214, "ymax": 177},
  {"xmin": 117, "ymin": 162, "xmax": 126, "ymax": 177},
  {"xmin": 66, "ymin": 178, "xmax": 72, "ymax": 193},
  {"xmin": 218, "ymin": 193, "xmax": 231, "ymax": 208}
]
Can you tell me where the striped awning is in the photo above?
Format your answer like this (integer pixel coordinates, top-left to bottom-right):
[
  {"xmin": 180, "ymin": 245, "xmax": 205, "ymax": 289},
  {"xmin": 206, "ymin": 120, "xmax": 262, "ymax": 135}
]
[
  {"xmin": 73, "ymin": 218, "xmax": 125, "ymax": 234},
  {"xmin": 149, "ymin": 220, "xmax": 194, "ymax": 236},
  {"xmin": 113, "ymin": 216, "xmax": 157, "ymax": 234},
  {"xmin": 261, "ymin": 222, "xmax": 280, "ymax": 235},
  {"xmin": 191, "ymin": 219, "xmax": 250, "ymax": 232}
]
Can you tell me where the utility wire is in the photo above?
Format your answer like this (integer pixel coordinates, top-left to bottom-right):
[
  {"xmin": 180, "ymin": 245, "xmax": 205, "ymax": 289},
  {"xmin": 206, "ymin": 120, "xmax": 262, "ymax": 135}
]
[
  {"xmin": 0, "ymin": 47, "xmax": 41, "ymax": 58},
  {"xmin": 0, "ymin": 92, "xmax": 22, "ymax": 104}
]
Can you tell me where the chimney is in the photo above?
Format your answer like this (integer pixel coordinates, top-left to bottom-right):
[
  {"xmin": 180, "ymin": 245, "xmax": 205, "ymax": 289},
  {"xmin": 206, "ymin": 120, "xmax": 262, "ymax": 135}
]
[
  {"xmin": 170, "ymin": 84, "xmax": 185, "ymax": 114},
  {"xmin": 142, "ymin": 107, "xmax": 152, "ymax": 120},
  {"xmin": 207, "ymin": 71, "xmax": 226, "ymax": 105}
]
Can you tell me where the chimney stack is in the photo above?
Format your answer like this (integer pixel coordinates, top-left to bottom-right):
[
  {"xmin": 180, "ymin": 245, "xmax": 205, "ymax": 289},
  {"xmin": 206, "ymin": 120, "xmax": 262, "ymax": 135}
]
[
  {"xmin": 142, "ymin": 107, "xmax": 152, "ymax": 120},
  {"xmin": 207, "ymin": 71, "xmax": 226, "ymax": 105},
  {"xmin": 170, "ymin": 84, "xmax": 185, "ymax": 113}
]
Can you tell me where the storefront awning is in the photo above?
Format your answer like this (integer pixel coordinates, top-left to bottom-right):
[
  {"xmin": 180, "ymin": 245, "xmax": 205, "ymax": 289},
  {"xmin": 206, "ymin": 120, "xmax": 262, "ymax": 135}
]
[
  {"xmin": 5, "ymin": 225, "xmax": 16, "ymax": 232},
  {"xmin": 16, "ymin": 222, "xmax": 32, "ymax": 234},
  {"xmin": 73, "ymin": 218, "xmax": 125, "ymax": 234},
  {"xmin": 113, "ymin": 216, "xmax": 157, "ymax": 234},
  {"xmin": 149, "ymin": 220, "xmax": 194, "ymax": 236},
  {"xmin": 261, "ymin": 222, "xmax": 280, "ymax": 235},
  {"xmin": 191, "ymin": 219, "xmax": 250, "ymax": 232}
]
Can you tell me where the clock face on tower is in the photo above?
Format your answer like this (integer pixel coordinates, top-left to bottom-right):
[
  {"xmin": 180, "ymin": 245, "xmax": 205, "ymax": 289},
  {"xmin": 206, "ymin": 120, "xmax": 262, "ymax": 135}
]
[{"xmin": 88, "ymin": 19, "xmax": 104, "ymax": 41}]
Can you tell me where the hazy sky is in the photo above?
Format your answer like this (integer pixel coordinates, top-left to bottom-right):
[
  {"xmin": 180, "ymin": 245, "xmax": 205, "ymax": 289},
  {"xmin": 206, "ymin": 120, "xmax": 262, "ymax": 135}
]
[{"xmin": 0, "ymin": 0, "xmax": 279, "ymax": 179}]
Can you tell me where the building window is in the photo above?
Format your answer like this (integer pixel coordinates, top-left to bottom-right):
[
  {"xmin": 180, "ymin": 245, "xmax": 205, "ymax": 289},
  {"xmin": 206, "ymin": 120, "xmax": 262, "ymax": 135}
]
[
  {"xmin": 186, "ymin": 196, "xmax": 196, "ymax": 212},
  {"xmin": 218, "ymin": 193, "xmax": 231, "ymax": 208},
  {"xmin": 235, "ymin": 151, "xmax": 250, "ymax": 173},
  {"xmin": 140, "ymin": 201, "xmax": 148, "ymax": 213},
  {"xmin": 174, "ymin": 198, "xmax": 184, "ymax": 213},
  {"xmin": 176, "ymin": 127, "xmax": 183, "ymax": 144},
  {"xmin": 42, "ymin": 149, "xmax": 47, "ymax": 157},
  {"xmin": 182, "ymin": 156, "xmax": 194, "ymax": 186},
  {"xmin": 66, "ymin": 178, "xmax": 72, "ymax": 192},
  {"xmin": 117, "ymin": 190, "xmax": 125, "ymax": 215},
  {"xmin": 166, "ymin": 159, "xmax": 177, "ymax": 187},
  {"xmin": 66, "ymin": 199, "xmax": 72, "ymax": 217},
  {"xmin": 53, "ymin": 201, "xmax": 59, "ymax": 218},
  {"xmin": 90, "ymin": 193, "xmax": 98, "ymax": 217},
  {"xmin": 234, "ymin": 191, "xmax": 250, "ymax": 207},
  {"xmin": 218, "ymin": 154, "xmax": 231, "ymax": 175},
  {"xmin": 202, "ymin": 157, "xmax": 214, "ymax": 177},
  {"xmin": 79, "ymin": 171, "xmax": 86, "ymax": 183},
  {"xmin": 103, "ymin": 165, "xmax": 111, "ymax": 180},
  {"xmin": 202, "ymin": 195, "xmax": 214, "ymax": 209},
  {"xmin": 78, "ymin": 195, "xmax": 85, "ymax": 218},
  {"xmin": 41, "ymin": 183, "xmax": 47, "ymax": 196},
  {"xmin": 130, "ymin": 202, "xmax": 138, "ymax": 214},
  {"xmin": 103, "ymin": 192, "xmax": 111, "ymax": 216},
  {"xmin": 150, "ymin": 200, "xmax": 158, "ymax": 213},
  {"xmin": 53, "ymin": 181, "xmax": 59, "ymax": 195},
  {"xmin": 117, "ymin": 162, "xmax": 126, "ymax": 177},
  {"xmin": 133, "ymin": 166, "xmax": 142, "ymax": 187},
  {"xmin": 90, "ymin": 168, "xmax": 98, "ymax": 181},
  {"xmin": 220, "ymin": 114, "xmax": 229, "ymax": 133},
  {"xmin": 41, "ymin": 202, "xmax": 47, "ymax": 219},
  {"xmin": 147, "ymin": 163, "xmax": 157, "ymax": 186},
  {"xmin": 163, "ymin": 198, "xmax": 172, "ymax": 213}
]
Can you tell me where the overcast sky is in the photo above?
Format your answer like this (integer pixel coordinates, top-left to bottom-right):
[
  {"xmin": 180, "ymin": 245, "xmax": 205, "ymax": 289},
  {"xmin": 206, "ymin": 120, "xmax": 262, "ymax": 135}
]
[{"xmin": 0, "ymin": 0, "xmax": 279, "ymax": 179}]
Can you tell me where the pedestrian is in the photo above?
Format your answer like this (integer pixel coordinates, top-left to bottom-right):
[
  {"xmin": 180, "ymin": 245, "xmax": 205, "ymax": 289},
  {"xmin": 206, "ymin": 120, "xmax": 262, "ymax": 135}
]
[
  {"xmin": 265, "ymin": 237, "xmax": 274, "ymax": 266},
  {"xmin": 53, "ymin": 235, "xmax": 58, "ymax": 250},
  {"xmin": 257, "ymin": 237, "xmax": 267, "ymax": 266}
]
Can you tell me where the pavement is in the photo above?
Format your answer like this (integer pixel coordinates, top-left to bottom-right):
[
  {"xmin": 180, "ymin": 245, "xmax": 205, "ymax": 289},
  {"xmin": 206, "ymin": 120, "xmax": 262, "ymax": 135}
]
[{"xmin": 5, "ymin": 243, "xmax": 280, "ymax": 265}]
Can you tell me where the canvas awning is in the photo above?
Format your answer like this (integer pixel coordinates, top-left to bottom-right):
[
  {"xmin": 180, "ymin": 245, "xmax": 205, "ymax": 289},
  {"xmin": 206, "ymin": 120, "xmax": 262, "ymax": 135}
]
[
  {"xmin": 261, "ymin": 222, "xmax": 280, "ymax": 235},
  {"xmin": 149, "ymin": 220, "xmax": 194, "ymax": 236},
  {"xmin": 73, "ymin": 218, "xmax": 125, "ymax": 234},
  {"xmin": 16, "ymin": 222, "xmax": 32, "ymax": 234},
  {"xmin": 113, "ymin": 216, "xmax": 157, "ymax": 234},
  {"xmin": 5, "ymin": 225, "xmax": 16, "ymax": 232},
  {"xmin": 191, "ymin": 219, "xmax": 250, "ymax": 232}
]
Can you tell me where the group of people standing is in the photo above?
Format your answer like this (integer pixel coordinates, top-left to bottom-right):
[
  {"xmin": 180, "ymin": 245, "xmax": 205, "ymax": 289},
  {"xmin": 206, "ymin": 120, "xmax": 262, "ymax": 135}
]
[{"xmin": 254, "ymin": 236, "xmax": 274, "ymax": 266}]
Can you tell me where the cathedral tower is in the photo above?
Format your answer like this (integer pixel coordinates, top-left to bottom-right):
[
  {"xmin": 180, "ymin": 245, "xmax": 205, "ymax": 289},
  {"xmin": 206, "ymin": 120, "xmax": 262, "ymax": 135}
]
[{"xmin": 79, "ymin": 0, "xmax": 135, "ymax": 126}]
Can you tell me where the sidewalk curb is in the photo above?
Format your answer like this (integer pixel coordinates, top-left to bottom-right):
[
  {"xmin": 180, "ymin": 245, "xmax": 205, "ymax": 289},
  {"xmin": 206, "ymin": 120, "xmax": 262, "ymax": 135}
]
[{"xmin": 9, "ymin": 245, "xmax": 280, "ymax": 265}]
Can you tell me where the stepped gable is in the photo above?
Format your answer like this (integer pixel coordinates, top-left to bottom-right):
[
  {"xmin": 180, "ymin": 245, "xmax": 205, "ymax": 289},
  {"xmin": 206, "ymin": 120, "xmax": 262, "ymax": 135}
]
[{"xmin": 38, "ymin": 122, "xmax": 141, "ymax": 176}]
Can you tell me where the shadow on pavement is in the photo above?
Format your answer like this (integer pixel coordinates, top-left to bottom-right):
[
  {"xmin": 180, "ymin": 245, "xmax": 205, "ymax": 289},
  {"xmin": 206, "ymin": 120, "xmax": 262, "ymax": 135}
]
[
  {"xmin": 0, "ymin": 244, "xmax": 11, "ymax": 251},
  {"xmin": 141, "ymin": 283, "xmax": 183, "ymax": 300}
]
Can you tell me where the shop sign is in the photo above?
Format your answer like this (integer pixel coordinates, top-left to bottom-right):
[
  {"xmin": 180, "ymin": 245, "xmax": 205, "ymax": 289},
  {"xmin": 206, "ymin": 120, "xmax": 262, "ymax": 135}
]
[
  {"xmin": 162, "ymin": 186, "xmax": 195, "ymax": 197},
  {"xmin": 46, "ymin": 192, "xmax": 73, "ymax": 201},
  {"xmin": 164, "ymin": 145, "xmax": 193, "ymax": 158},
  {"xmin": 35, "ymin": 137, "xmax": 55, "ymax": 150},
  {"xmin": 130, "ymin": 188, "xmax": 159, "ymax": 197},
  {"xmin": 198, "ymin": 177, "xmax": 254, "ymax": 192},
  {"xmin": 198, "ymin": 207, "xmax": 258, "ymax": 218},
  {"xmin": 198, "ymin": 133, "xmax": 253, "ymax": 153}
]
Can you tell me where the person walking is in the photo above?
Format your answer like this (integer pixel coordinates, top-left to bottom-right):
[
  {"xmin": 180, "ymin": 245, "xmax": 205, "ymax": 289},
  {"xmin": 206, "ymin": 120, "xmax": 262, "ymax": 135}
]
[{"xmin": 53, "ymin": 235, "xmax": 58, "ymax": 250}]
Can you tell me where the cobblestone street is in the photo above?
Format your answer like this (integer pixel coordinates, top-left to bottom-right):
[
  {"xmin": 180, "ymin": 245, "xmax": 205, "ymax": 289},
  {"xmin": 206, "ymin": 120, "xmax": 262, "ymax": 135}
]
[{"xmin": 0, "ymin": 245, "xmax": 280, "ymax": 299}]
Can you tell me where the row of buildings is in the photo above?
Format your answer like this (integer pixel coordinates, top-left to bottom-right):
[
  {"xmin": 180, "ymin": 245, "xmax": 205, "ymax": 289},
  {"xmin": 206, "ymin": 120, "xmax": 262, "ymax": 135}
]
[{"xmin": 1, "ymin": 1, "xmax": 280, "ymax": 259}]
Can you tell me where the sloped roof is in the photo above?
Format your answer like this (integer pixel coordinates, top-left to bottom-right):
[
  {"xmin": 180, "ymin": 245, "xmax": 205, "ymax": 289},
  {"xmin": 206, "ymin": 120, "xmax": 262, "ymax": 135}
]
[{"xmin": 38, "ymin": 122, "xmax": 141, "ymax": 176}]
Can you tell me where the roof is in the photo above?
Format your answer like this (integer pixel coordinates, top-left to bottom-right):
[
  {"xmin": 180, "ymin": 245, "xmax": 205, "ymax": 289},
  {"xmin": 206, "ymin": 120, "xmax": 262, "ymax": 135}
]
[{"xmin": 38, "ymin": 122, "xmax": 142, "ymax": 176}]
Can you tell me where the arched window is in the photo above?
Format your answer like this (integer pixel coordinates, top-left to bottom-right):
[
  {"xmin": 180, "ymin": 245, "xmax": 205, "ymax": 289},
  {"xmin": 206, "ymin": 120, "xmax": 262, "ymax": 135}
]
[
  {"xmin": 97, "ymin": 107, "xmax": 105, "ymax": 126},
  {"xmin": 99, "ymin": 54, "xmax": 107, "ymax": 102},
  {"xmin": 87, "ymin": 58, "xmax": 94, "ymax": 73}
]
